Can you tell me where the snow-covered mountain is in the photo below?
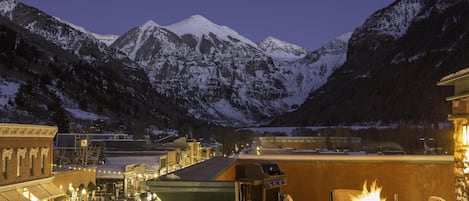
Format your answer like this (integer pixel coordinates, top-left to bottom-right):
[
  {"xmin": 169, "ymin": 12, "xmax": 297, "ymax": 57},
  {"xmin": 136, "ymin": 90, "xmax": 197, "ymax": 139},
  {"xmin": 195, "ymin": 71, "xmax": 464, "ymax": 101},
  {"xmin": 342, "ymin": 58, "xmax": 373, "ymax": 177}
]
[
  {"xmin": 259, "ymin": 36, "xmax": 308, "ymax": 61},
  {"xmin": 0, "ymin": 15, "xmax": 191, "ymax": 132},
  {"xmin": 166, "ymin": 15, "xmax": 259, "ymax": 50},
  {"xmin": 0, "ymin": 0, "xmax": 353, "ymax": 127},
  {"xmin": 0, "ymin": 0, "xmax": 117, "ymax": 61},
  {"xmin": 352, "ymin": 0, "xmax": 424, "ymax": 45},
  {"xmin": 273, "ymin": 0, "xmax": 469, "ymax": 126},
  {"xmin": 278, "ymin": 32, "xmax": 352, "ymax": 108},
  {"xmin": 112, "ymin": 15, "xmax": 351, "ymax": 126},
  {"xmin": 111, "ymin": 20, "xmax": 183, "ymax": 62}
]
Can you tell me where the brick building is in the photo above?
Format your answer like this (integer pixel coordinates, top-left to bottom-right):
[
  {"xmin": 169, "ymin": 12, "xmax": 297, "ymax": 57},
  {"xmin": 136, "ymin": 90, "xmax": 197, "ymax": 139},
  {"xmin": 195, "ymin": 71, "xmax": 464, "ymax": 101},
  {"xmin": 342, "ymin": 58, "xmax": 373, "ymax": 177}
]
[
  {"xmin": 52, "ymin": 166, "xmax": 96, "ymax": 201},
  {"xmin": 0, "ymin": 123, "xmax": 65, "ymax": 200}
]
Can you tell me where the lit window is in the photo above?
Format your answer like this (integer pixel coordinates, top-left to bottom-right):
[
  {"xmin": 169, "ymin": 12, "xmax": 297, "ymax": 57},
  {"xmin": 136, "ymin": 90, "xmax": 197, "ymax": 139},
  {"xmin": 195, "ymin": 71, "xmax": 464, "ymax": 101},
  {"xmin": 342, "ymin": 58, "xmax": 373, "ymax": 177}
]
[
  {"xmin": 463, "ymin": 125, "xmax": 469, "ymax": 146},
  {"xmin": 40, "ymin": 147, "xmax": 49, "ymax": 175},
  {"xmin": 17, "ymin": 155, "xmax": 23, "ymax": 177},
  {"xmin": 2, "ymin": 148, "xmax": 12, "ymax": 179},
  {"xmin": 41, "ymin": 155, "xmax": 45, "ymax": 174},
  {"xmin": 2, "ymin": 159, "xmax": 7, "ymax": 179},
  {"xmin": 29, "ymin": 148, "xmax": 38, "ymax": 176},
  {"xmin": 17, "ymin": 148, "xmax": 26, "ymax": 177},
  {"xmin": 29, "ymin": 157, "xmax": 34, "ymax": 176}
]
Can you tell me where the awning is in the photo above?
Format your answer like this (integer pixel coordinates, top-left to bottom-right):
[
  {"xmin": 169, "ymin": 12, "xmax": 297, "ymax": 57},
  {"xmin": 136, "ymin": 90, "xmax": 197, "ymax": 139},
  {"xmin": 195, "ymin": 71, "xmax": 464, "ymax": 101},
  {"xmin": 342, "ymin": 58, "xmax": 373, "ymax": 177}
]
[
  {"xmin": 0, "ymin": 190, "xmax": 29, "ymax": 201},
  {"xmin": 27, "ymin": 183, "xmax": 65, "ymax": 200}
]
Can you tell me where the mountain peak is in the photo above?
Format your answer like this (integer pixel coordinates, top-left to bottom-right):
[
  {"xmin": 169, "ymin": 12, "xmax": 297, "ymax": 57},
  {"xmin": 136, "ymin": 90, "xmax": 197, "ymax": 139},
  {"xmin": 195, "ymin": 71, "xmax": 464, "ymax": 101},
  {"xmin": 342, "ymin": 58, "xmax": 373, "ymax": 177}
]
[
  {"xmin": 186, "ymin": 14, "xmax": 212, "ymax": 24},
  {"xmin": 259, "ymin": 36, "xmax": 307, "ymax": 60},
  {"xmin": 263, "ymin": 36, "xmax": 281, "ymax": 43},
  {"xmin": 166, "ymin": 14, "xmax": 258, "ymax": 48},
  {"xmin": 141, "ymin": 20, "xmax": 160, "ymax": 29},
  {"xmin": 166, "ymin": 14, "xmax": 220, "ymax": 36}
]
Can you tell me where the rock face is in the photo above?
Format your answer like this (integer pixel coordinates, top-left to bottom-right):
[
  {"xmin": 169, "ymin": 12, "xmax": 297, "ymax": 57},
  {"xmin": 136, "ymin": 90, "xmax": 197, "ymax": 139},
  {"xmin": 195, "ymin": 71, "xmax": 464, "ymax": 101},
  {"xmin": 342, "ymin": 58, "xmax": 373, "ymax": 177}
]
[
  {"xmin": 273, "ymin": 0, "xmax": 469, "ymax": 126},
  {"xmin": 112, "ymin": 15, "xmax": 351, "ymax": 126}
]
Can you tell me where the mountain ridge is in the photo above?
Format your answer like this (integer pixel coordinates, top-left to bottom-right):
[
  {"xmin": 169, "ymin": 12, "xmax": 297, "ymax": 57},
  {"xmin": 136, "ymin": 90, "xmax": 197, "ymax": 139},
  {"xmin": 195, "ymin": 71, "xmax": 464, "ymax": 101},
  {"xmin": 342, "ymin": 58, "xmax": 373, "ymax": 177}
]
[
  {"xmin": 0, "ymin": 0, "xmax": 355, "ymax": 128},
  {"xmin": 111, "ymin": 15, "xmax": 350, "ymax": 126},
  {"xmin": 272, "ymin": 0, "xmax": 468, "ymax": 126},
  {"xmin": 0, "ymin": 14, "xmax": 197, "ymax": 133}
]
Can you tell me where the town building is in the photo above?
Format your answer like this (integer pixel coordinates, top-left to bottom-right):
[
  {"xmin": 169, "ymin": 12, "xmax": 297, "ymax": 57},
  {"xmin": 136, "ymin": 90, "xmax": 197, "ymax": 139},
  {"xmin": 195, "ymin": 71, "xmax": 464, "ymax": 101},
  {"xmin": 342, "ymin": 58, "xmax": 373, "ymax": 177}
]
[
  {"xmin": 438, "ymin": 68, "xmax": 469, "ymax": 201},
  {"xmin": 95, "ymin": 163, "xmax": 146, "ymax": 199},
  {"xmin": 52, "ymin": 165, "xmax": 97, "ymax": 201},
  {"xmin": 0, "ymin": 123, "xmax": 65, "ymax": 200},
  {"xmin": 54, "ymin": 132, "xmax": 212, "ymax": 200}
]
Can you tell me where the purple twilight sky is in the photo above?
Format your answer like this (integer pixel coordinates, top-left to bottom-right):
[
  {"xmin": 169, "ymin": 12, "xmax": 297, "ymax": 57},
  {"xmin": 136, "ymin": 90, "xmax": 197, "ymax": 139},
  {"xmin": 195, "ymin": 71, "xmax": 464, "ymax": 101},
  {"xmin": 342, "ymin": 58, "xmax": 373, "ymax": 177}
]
[{"xmin": 18, "ymin": 0, "xmax": 395, "ymax": 50}]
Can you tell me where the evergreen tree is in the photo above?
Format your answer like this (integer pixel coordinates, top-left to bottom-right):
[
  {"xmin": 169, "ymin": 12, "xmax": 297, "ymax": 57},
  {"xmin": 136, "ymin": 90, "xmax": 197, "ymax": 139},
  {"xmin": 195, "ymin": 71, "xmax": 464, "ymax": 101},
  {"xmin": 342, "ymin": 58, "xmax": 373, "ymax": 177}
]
[
  {"xmin": 15, "ymin": 82, "xmax": 34, "ymax": 107},
  {"xmin": 47, "ymin": 93, "xmax": 70, "ymax": 133}
]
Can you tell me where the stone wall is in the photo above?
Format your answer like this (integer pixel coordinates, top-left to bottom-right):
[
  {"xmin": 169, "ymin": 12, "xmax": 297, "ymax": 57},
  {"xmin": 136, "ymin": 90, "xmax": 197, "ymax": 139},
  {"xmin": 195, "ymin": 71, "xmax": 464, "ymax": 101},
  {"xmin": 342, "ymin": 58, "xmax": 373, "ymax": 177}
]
[{"xmin": 453, "ymin": 119, "xmax": 468, "ymax": 201}]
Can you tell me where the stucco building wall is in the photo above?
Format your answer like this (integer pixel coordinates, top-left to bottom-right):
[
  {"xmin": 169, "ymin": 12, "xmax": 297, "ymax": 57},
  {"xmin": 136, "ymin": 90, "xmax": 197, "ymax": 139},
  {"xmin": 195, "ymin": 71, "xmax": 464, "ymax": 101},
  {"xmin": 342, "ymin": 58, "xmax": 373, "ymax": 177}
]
[{"xmin": 232, "ymin": 155, "xmax": 454, "ymax": 201}]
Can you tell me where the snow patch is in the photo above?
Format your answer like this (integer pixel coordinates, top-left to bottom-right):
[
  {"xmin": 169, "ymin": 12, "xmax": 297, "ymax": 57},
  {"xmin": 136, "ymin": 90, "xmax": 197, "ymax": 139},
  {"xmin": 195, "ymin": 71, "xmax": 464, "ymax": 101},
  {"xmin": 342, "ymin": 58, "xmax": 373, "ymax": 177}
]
[
  {"xmin": 0, "ymin": 0, "xmax": 16, "ymax": 18},
  {"xmin": 92, "ymin": 33, "xmax": 119, "ymax": 46},
  {"xmin": 65, "ymin": 108, "xmax": 107, "ymax": 120},
  {"xmin": 240, "ymin": 125, "xmax": 398, "ymax": 136},
  {"xmin": 106, "ymin": 156, "xmax": 161, "ymax": 173},
  {"xmin": 150, "ymin": 129, "xmax": 179, "ymax": 136},
  {"xmin": 259, "ymin": 36, "xmax": 308, "ymax": 61},
  {"xmin": 336, "ymin": 32, "xmax": 353, "ymax": 42},
  {"xmin": 166, "ymin": 173, "xmax": 180, "ymax": 180},
  {"xmin": 211, "ymin": 100, "xmax": 247, "ymax": 120},
  {"xmin": 142, "ymin": 20, "xmax": 160, "ymax": 29},
  {"xmin": 391, "ymin": 52, "xmax": 426, "ymax": 64},
  {"xmin": 0, "ymin": 81, "xmax": 19, "ymax": 106}
]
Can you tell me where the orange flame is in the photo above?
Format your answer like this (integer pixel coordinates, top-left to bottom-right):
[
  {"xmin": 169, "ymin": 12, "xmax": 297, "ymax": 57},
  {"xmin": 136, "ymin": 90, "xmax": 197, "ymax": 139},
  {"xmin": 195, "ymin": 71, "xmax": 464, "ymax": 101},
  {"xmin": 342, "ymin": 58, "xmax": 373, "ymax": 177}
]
[{"xmin": 351, "ymin": 180, "xmax": 386, "ymax": 201}]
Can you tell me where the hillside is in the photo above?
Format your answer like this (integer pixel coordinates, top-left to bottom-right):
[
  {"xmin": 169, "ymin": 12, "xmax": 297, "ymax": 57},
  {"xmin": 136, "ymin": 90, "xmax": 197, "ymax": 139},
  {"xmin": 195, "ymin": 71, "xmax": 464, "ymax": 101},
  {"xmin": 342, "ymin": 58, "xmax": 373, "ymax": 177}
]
[
  {"xmin": 272, "ymin": 0, "xmax": 468, "ymax": 126},
  {"xmin": 0, "ymin": 16, "xmax": 196, "ymax": 133}
]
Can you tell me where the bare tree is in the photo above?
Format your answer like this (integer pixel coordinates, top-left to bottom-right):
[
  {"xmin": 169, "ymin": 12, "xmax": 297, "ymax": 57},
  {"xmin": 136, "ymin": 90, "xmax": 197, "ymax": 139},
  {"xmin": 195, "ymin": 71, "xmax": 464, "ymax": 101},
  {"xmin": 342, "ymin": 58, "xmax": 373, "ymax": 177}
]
[{"xmin": 70, "ymin": 143, "xmax": 102, "ymax": 166}]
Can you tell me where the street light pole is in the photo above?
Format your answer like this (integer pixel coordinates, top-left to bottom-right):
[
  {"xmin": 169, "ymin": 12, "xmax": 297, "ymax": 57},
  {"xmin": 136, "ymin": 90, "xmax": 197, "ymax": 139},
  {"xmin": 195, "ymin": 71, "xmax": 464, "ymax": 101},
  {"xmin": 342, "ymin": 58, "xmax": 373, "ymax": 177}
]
[{"xmin": 80, "ymin": 139, "xmax": 88, "ymax": 166}]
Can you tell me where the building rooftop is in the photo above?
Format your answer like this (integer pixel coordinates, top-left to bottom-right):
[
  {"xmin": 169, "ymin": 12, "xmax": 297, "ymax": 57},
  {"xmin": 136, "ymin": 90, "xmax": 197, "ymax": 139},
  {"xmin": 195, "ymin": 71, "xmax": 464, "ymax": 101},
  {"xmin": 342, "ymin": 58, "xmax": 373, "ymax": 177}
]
[
  {"xmin": 438, "ymin": 67, "xmax": 469, "ymax": 86},
  {"xmin": 237, "ymin": 154, "xmax": 453, "ymax": 163},
  {"xmin": 159, "ymin": 156, "xmax": 236, "ymax": 181},
  {"xmin": 0, "ymin": 123, "xmax": 58, "ymax": 138},
  {"xmin": 106, "ymin": 156, "xmax": 161, "ymax": 173}
]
